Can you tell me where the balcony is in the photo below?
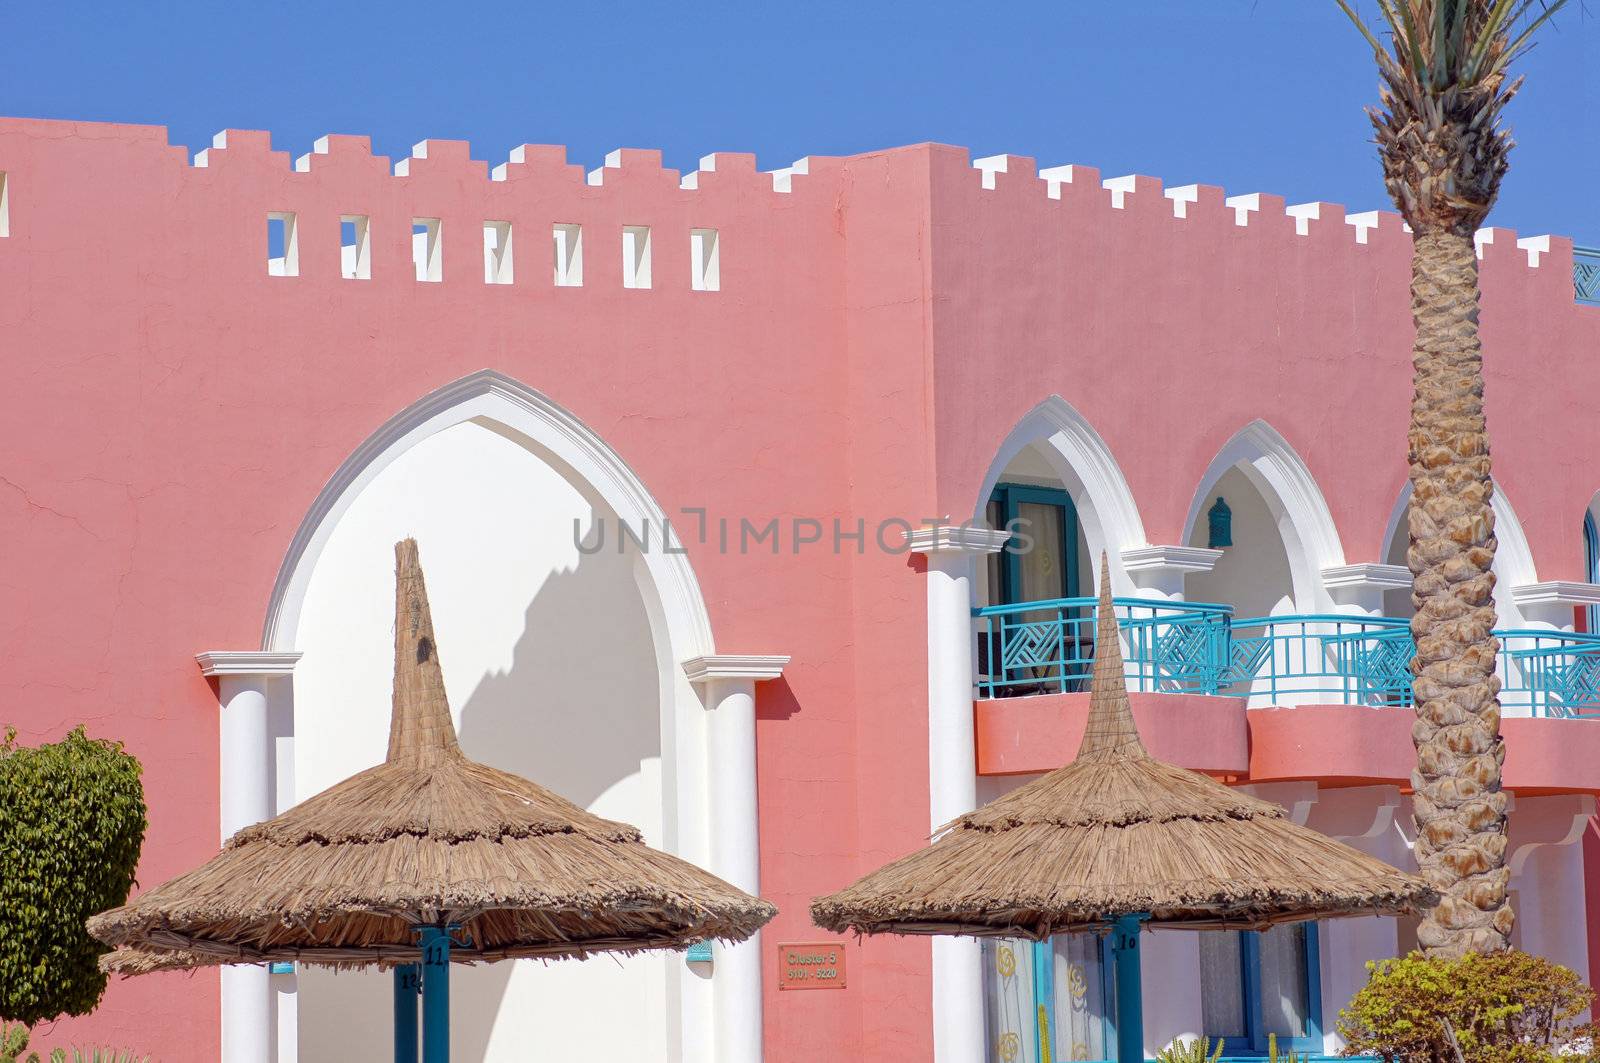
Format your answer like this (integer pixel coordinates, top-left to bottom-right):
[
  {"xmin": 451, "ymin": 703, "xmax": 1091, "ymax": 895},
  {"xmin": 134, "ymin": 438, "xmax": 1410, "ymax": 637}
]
[
  {"xmin": 973, "ymin": 598, "xmax": 1600, "ymax": 718},
  {"xmin": 1577, "ymin": 245, "xmax": 1600, "ymax": 306},
  {"xmin": 973, "ymin": 596, "xmax": 1230, "ymax": 698}
]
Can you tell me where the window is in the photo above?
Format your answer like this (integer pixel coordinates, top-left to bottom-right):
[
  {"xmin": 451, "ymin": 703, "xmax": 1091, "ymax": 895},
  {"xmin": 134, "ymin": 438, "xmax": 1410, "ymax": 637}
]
[
  {"xmin": 483, "ymin": 221, "xmax": 513, "ymax": 284},
  {"xmin": 983, "ymin": 935, "xmax": 1111, "ymax": 1063},
  {"xmin": 690, "ymin": 227, "xmax": 719, "ymax": 291},
  {"xmin": 1199, "ymin": 923, "xmax": 1322, "ymax": 1055},
  {"xmin": 412, "ymin": 218, "xmax": 442, "ymax": 282},
  {"xmin": 0, "ymin": 172, "xmax": 9, "ymax": 237},
  {"xmin": 341, "ymin": 215, "xmax": 370, "ymax": 279},
  {"xmin": 1584, "ymin": 512, "xmax": 1598, "ymax": 633},
  {"xmin": 553, "ymin": 224, "xmax": 582, "ymax": 286},
  {"xmin": 622, "ymin": 225, "xmax": 651, "ymax": 289},
  {"xmin": 267, "ymin": 212, "xmax": 298, "ymax": 276},
  {"xmin": 979, "ymin": 484, "xmax": 1087, "ymax": 696}
]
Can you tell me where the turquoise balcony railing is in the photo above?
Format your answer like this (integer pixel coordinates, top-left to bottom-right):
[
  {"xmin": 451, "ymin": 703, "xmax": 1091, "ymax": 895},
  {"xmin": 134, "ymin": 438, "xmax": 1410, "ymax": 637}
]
[
  {"xmin": 973, "ymin": 596, "xmax": 1231, "ymax": 698},
  {"xmin": 1221, "ymin": 615, "xmax": 1415, "ymax": 707},
  {"xmin": 1576, "ymin": 246, "xmax": 1600, "ymax": 306},
  {"xmin": 1496, "ymin": 629, "xmax": 1600, "ymax": 718},
  {"xmin": 974, "ymin": 596, "xmax": 1600, "ymax": 718}
]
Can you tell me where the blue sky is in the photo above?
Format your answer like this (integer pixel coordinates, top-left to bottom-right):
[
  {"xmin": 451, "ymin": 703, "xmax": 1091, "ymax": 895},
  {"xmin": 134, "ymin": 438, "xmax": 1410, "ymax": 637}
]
[{"xmin": 3, "ymin": 2, "xmax": 1596, "ymax": 239}]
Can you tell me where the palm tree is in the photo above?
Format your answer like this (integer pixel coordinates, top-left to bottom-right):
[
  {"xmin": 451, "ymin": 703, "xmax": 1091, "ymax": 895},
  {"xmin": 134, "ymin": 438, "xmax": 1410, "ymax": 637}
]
[{"xmin": 1335, "ymin": 0, "xmax": 1565, "ymax": 956}]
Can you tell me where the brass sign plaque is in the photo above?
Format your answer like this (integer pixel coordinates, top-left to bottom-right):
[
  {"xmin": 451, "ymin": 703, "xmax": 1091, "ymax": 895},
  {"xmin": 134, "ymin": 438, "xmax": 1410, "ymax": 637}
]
[{"xmin": 777, "ymin": 942, "xmax": 846, "ymax": 990}]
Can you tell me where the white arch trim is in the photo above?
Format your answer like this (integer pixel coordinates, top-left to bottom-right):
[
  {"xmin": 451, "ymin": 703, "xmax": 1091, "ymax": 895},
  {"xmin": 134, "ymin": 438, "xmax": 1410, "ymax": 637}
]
[
  {"xmin": 1184, "ymin": 420, "xmax": 1346, "ymax": 612},
  {"xmin": 256, "ymin": 369, "xmax": 738, "ymax": 1060},
  {"xmin": 974, "ymin": 395, "xmax": 1147, "ymax": 586},
  {"xmin": 1383, "ymin": 479, "xmax": 1541, "ymax": 626},
  {"xmin": 262, "ymin": 369, "xmax": 715, "ymax": 659}
]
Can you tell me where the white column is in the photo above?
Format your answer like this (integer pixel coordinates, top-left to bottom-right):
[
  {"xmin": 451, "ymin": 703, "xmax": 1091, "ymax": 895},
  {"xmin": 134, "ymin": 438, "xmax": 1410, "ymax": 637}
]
[
  {"xmin": 908, "ymin": 525, "xmax": 1009, "ymax": 1063},
  {"xmin": 1120, "ymin": 546, "xmax": 1222, "ymax": 602},
  {"xmin": 683, "ymin": 655, "xmax": 789, "ymax": 1063},
  {"xmin": 197, "ymin": 651, "xmax": 301, "ymax": 1063},
  {"xmin": 1322, "ymin": 563, "xmax": 1411, "ymax": 617}
]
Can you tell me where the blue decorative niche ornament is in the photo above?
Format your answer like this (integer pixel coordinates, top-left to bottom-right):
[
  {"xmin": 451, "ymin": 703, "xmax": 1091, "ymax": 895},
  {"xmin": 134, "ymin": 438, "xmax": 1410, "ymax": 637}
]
[{"xmin": 1207, "ymin": 497, "xmax": 1232, "ymax": 549}]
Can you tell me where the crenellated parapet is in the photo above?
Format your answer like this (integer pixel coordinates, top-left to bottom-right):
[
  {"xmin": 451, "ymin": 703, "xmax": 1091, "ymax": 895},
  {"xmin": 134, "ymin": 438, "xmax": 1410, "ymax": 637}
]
[{"xmin": 0, "ymin": 118, "xmax": 1589, "ymax": 307}]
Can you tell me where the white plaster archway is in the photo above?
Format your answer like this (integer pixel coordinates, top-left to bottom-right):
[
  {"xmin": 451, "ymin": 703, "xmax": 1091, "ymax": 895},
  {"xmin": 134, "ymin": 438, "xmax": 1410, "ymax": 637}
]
[
  {"xmin": 1183, "ymin": 420, "xmax": 1345, "ymax": 612},
  {"xmin": 253, "ymin": 369, "xmax": 737, "ymax": 1063},
  {"xmin": 973, "ymin": 395, "xmax": 1146, "ymax": 590}
]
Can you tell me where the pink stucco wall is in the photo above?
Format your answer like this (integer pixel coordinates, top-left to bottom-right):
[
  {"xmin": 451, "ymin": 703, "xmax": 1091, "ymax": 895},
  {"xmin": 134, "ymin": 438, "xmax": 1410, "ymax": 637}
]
[{"xmin": 4, "ymin": 117, "xmax": 1600, "ymax": 1060}]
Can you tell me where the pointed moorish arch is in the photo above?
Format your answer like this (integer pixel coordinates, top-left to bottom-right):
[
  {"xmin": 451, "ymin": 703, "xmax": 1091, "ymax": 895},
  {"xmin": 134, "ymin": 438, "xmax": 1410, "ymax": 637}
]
[
  {"xmin": 1182, "ymin": 420, "xmax": 1345, "ymax": 612},
  {"xmin": 257, "ymin": 369, "xmax": 734, "ymax": 1057},
  {"xmin": 972, "ymin": 395, "xmax": 1147, "ymax": 586}
]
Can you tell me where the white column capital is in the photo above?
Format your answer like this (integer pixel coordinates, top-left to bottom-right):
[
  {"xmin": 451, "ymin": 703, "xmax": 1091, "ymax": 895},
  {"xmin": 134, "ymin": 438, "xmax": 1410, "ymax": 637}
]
[
  {"xmin": 196, "ymin": 651, "xmax": 303, "ymax": 678},
  {"xmin": 906, "ymin": 524, "xmax": 1011, "ymax": 555},
  {"xmin": 1322, "ymin": 563, "xmax": 1411, "ymax": 613},
  {"xmin": 1121, "ymin": 546, "xmax": 1221, "ymax": 599},
  {"xmin": 681, "ymin": 655, "xmax": 790, "ymax": 684},
  {"xmin": 1510, "ymin": 581, "xmax": 1600, "ymax": 629}
]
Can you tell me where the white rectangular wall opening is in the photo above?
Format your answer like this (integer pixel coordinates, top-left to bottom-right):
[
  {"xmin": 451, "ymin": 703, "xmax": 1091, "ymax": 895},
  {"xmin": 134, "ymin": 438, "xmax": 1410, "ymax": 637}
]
[
  {"xmin": 622, "ymin": 225, "xmax": 652, "ymax": 289},
  {"xmin": 340, "ymin": 215, "xmax": 371, "ymax": 280},
  {"xmin": 483, "ymin": 221, "xmax": 514, "ymax": 284},
  {"xmin": 267, "ymin": 212, "xmax": 299, "ymax": 276},
  {"xmin": 0, "ymin": 173, "xmax": 9, "ymax": 238},
  {"xmin": 412, "ymin": 218, "xmax": 442, "ymax": 282},
  {"xmin": 690, "ymin": 228, "xmax": 719, "ymax": 291},
  {"xmin": 553, "ymin": 223, "xmax": 583, "ymax": 287}
]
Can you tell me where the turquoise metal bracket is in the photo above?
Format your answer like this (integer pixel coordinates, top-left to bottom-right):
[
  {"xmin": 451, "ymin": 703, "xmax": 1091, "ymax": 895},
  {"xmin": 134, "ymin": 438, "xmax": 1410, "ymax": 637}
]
[
  {"xmin": 267, "ymin": 961, "xmax": 294, "ymax": 975},
  {"xmin": 685, "ymin": 941, "xmax": 713, "ymax": 964},
  {"xmin": 1110, "ymin": 913, "xmax": 1148, "ymax": 1063}
]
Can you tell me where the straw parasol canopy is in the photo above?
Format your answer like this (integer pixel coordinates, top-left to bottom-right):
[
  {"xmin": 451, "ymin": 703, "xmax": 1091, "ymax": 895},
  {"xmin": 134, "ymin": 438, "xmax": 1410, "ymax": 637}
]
[
  {"xmin": 91, "ymin": 538, "xmax": 775, "ymax": 969},
  {"xmin": 812, "ymin": 555, "xmax": 1434, "ymax": 939}
]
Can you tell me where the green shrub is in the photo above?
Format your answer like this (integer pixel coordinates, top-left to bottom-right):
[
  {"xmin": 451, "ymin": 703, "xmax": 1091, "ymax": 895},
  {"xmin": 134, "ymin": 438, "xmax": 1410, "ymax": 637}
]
[
  {"xmin": 1156, "ymin": 1036, "xmax": 1224, "ymax": 1063},
  {"xmin": 0, "ymin": 728, "xmax": 147, "ymax": 1024},
  {"xmin": 1338, "ymin": 950, "xmax": 1598, "ymax": 1062}
]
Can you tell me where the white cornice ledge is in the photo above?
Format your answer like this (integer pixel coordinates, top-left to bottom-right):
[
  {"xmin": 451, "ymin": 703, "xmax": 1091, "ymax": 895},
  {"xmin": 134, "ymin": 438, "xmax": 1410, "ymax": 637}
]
[
  {"xmin": 1511, "ymin": 581, "xmax": 1600, "ymax": 607},
  {"xmin": 1322, "ymin": 563, "xmax": 1412, "ymax": 591},
  {"xmin": 906, "ymin": 525, "xmax": 1012, "ymax": 555},
  {"xmin": 1121, "ymin": 546, "xmax": 1223, "ymax": 574},
  {"xmin": 196, "ymin": 651, "xmax": 303, "ymax": 678},
  {"xmin": 682, "ymin": 655, "xmax": 791, "ymax": 684}
]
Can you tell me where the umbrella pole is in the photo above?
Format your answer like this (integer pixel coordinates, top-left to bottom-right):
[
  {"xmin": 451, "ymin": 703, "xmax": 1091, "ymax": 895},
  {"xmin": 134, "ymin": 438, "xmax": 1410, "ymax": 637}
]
[
  {"xmin": 1110, "ymin": 915, "xmax": 1147, "ymax": 1063},
  {"xmin": 394, "ymin": 964, "xmax": 420, "ymax": 1063},
  {"xmin": 420, "ymin": 927, "xmax": 451, "ymax": 1063}
]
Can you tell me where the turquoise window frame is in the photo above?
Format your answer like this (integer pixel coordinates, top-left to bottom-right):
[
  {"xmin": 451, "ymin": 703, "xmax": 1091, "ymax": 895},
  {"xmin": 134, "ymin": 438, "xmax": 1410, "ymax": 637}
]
[
  {"xmin": 1211, "ymin": 922, "xmax": 1323, "ymax": 1057},
  {"xmin": 990, "ymin": 482, "xmax": 1081, "ymax": 606},
  {"xmin": 1028, "ymin": 935, "xmax": 1117, "ymax": 1063},
  {"xmin": 1585, "ymin": 512, "xmax": 1598, "ymax": 634}
]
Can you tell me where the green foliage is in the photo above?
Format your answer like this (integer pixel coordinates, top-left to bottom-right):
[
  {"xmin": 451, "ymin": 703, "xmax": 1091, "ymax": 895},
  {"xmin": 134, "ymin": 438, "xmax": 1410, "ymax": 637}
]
[
  {"xmin": 0, "ymin": 1024, "xmax": 149, "ymax": 1063},
  {"xmin": 1, "ymin": 1021, "xmax": 32, "ymax": 1063},
  {"xmin": 1338, "ymin": 950, "xmax": 1599, "ymax": 1062},
  {"xmin": 1268, "ymin": 1032, "xmax": 1310, "ymax": 1063},
  {"xmin": 0, "ymin": 728, "xmax": 147, "ymax": 1024},
  {"xmin": 1156, "ymin": 1036, "xmax": 1224, "ymax": 1063}
]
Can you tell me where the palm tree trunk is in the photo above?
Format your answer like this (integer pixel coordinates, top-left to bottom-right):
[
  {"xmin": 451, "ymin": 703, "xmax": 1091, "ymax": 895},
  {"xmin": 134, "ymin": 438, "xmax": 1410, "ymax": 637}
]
[{"xmin": 1406, "ymin": 229, "xmax": 1513, "ymax": 956}]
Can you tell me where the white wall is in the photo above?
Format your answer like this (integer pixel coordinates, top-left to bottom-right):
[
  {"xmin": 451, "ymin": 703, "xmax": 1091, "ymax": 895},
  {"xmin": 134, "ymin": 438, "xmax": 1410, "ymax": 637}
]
[
  {"xmin": 290, "ymin": 421, "xmax": 668, "ymax": 1062},
  {"xmin": 1185, "ymin": 467, "xmax": 1295, "ymax": 620}
]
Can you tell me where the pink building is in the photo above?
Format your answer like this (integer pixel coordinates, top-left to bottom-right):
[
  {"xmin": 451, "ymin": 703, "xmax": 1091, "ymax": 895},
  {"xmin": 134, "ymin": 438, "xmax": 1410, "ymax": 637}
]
[{"xmin": 3, "ymin": 116, "xmax": 1599, "ymax": 1063}]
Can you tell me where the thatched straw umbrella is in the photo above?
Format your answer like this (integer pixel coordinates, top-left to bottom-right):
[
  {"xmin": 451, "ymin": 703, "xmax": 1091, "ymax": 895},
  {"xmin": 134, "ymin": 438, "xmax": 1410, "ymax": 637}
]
[
  {"xmin": 91, "ymin": 538, "xmax": 774, "ymax": 1062},
  {"xmin": 812, "ymin": 556, "xmax": 1433, "ymax": 1063}
]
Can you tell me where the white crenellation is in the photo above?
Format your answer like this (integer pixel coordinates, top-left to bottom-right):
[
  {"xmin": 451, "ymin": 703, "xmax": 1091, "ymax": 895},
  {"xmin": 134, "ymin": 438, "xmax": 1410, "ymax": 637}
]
[
  {"xmin": 1224, "ymin": 192, "xmax": 1264, "ymax": 227},
  {"xmin": 491, "ymin": 145, "xmax": 527, "ymax": 182},
  {"xmin": 768, "ymin": 157, "xmax": 811, "ymax": 193},
  {"xmin": 1101, "ymin": 174, "xmax": 1138, "ymax": 209},
  {"xmin": 1037, "ymin": 164, "xmax": 1088, "ymax": 200},
  {"xmin": 1165, "ymin": 184, "xmax": 1200, "ymax": 218}
]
